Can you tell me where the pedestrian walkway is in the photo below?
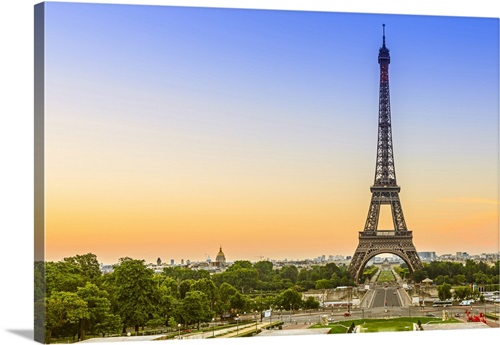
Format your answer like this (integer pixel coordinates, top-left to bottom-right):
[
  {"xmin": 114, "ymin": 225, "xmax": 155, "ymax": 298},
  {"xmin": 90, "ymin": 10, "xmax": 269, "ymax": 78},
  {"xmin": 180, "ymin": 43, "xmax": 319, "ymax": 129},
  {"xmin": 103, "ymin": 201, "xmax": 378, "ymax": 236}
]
[
  {"xmin": 218, "ymin": 321, "xmax": 281, "ymax": 338},
  {"xmin": 80, "ymin": 335, "xmax": 163, "ymax": 342},
  {"xmin": 172, "ymin": 321, "xmax": 269, "ymax": 340}
]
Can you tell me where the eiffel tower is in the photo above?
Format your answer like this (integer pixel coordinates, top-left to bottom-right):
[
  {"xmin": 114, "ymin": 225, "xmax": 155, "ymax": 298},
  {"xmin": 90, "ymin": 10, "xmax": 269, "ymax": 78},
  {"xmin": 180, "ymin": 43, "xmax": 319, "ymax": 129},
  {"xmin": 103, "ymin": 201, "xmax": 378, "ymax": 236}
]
[{"xmin": 348, "ymin": 25, "xmax": 423, "ymax": 283}]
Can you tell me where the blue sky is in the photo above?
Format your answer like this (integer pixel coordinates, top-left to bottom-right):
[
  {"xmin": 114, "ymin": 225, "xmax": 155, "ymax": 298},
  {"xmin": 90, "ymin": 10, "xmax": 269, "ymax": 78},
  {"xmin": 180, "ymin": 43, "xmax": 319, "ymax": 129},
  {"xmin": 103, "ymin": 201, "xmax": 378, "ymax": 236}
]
[{"xmin": 42, "ymin": 2, "xmax": 498, "ymax": 262}]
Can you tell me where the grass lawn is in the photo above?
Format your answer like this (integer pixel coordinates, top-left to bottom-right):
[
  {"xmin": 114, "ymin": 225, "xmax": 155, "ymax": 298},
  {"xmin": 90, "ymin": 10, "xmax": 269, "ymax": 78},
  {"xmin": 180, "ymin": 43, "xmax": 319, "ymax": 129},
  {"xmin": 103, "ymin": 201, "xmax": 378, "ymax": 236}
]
[
  {"xmin": 377, "ymin": 270, "xmax": 395, "ymax": 282},
  {"xmin": 311, "ymin": 317, "xmax": 460, "ymax": 334}
]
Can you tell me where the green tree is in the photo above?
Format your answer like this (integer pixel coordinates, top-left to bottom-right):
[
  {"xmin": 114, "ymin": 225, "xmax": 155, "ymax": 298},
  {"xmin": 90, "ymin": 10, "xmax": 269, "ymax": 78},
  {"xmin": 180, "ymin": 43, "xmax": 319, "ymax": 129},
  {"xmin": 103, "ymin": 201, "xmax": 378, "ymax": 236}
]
[
  {"xmin": 453, "ymin": 286, "xmax": 472, "ymax": 301},
  {"xmin": 63, "ymin": 253, "xmax": 102, "ymax": 282},
  {"xmin": 279, "ymin": 288, "xmax": 302, "ymax": 310},
  {"xmin": 179, "ymin": 279, "xmax": 194, "ymax": 299},
  {"xmin": 437, "ymin": 283, "xmax": 452, "ymax": 301},
  {"xmin": 434, "ymin": 275, "xmax": 452, "ymax": 285},
  {"xmin": 95, "ymin": 313, "xmax": 122, "ymax": 337},
  {"xmin": 361, "ymin": 266, "xmax": 378, "ymax": 282},
  {"xmin": 180, "ymin": 291, "xmax": 213, "ymax": 329},
  {"xmin": 76, "ymin": 282, "xmax": 114, "ymax": 340},
  {"xmin": 215, "ymin": 268, "xmax": 258, "ymax": 293},
  {"xmin": 320, "ymin": 263, "xmax": 341, "ymax": 280},
  {"xmin": 45, "ymin": 261, "xmax": 86, "ymax": 295},
  {"xmin": 162, "ymin": 266, "xmax": 210, "ymax": 282},
  {"xmin": 410, "ymin": 268, "xmax": 429, "ymax": 283},
  {"xmin": 454, "ymin": 274, "xmax": 467, "ymax": 285},
  {"xmin": 279, "ymin": 265, "xmax": 299, "ymax": 283},
  {"xmin": 473, "ymin": 272, "xmax": 489, "ymax": 285},
  {"xmin": 330, "ymin": 273, "xmax": 342, "ymax": 288},
  {"xmin": 253, "ymin": 294, "xmax": 274, "ymax": 313},
  {"xmin": 254, "ymin": 261, "xmax": 274, "ymax": 282},
  {"xmin": 303, "ymin": 296, "xmax": 320, "ymax": 311},
  {"xmin": 168, "ymin": 316, "xmax": 178, "ymax": 330},
  {"xmin": 153, "ymin": 275, "xmax": 179, "ymax": 298},
  {"xmin": 227, "ymin": 260, "xmax": 253, "ymax": 270},
  {"xmin": 464, "ymin": 260, "xmax": 478, "ymax": 282},
  {"xmin": 315, "ymin": 279, "xmax": 331, "ymax": 290},
  {"xmin": 191, "ymin": 278, "xmax": 219, "ymax": 310},
  {"xmin": 229, "ymin": 292, "xmax": 248, "ymax": 312},
  {"xmin": 219, "ymin": 282, "xmax": 238, "ymax": 314},
  {"xmin": 110, "ymin": 258, "xmax": 157, "ymax": 333},
  {"xmin": 45, "ymin": 291, "xmax": 89, "ymax": 343},
  {"xmin": 152, "ymin": 284, "xmax": 176, "ymax": 328}
]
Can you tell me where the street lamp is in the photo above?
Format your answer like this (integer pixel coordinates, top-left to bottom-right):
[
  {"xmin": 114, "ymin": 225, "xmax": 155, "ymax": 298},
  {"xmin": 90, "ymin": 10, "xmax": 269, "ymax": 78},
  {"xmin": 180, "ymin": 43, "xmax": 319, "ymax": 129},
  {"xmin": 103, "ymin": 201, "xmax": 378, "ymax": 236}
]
[
  {"xmin": 212, "ymin": 317, "xmax": 215, "ymax": 338},
  {"xmin": 236, "ymin": 314, "xmax": 239, "ymax": 335},
  {"xmin": 177, "ymin": 323, "xmax": 181, "ymax": 340}
]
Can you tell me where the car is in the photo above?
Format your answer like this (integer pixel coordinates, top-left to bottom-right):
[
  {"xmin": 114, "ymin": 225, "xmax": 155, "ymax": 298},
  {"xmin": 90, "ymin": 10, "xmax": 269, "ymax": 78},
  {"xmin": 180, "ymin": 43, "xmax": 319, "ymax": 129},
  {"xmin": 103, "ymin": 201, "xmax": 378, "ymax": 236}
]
[
  {"xmin": 426, "ymin": 313, "xmax": 435, "ymax": 317},
  {"xmin": 343, "ymin": 312, "xmax": 351, "ymax": 317},
  {"xmin": 327, "ymin": 317, "xmax": 335, "ymax": 322}
]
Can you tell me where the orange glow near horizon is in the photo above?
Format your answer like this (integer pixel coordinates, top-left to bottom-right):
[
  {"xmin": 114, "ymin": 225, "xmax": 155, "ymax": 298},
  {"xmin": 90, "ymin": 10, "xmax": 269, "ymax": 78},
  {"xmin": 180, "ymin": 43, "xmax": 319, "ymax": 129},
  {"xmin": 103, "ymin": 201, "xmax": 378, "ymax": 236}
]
[
  {"xmin": 44, "ymin": 117, "xmax": 499, "ymax": 264},
  {"xmin": 45, "ymin": 154, "xmax": 499, "ymax": 264}
]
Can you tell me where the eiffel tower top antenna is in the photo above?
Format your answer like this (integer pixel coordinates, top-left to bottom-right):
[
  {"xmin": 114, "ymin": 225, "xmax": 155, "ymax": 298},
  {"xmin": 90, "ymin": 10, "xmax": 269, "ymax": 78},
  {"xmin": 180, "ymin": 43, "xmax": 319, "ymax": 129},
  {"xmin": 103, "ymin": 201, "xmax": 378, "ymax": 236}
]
[{"xmin": 382, "ymin": 24, "xmax": 386, "ymax": 47}]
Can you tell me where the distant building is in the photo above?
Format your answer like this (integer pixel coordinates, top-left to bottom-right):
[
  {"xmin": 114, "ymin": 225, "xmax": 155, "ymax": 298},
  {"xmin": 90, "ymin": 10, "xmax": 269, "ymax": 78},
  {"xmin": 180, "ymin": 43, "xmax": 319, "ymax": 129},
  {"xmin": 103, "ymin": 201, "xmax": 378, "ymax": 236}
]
[
  {"xmin": 439, "ymin": 253, "xmax": 453, "ymax": 261},
  {"xmin": 170, "ymin": 259, "xmax": 174, "ymax": 266},
  {"xmin": 100, "ymin": 264, "xmax": 114, "ymax": 274},
  {"xmin": 418, "ymin": 252, "xmax": 437, "ymax": 262},
  {"xmin": 157, "ymin": 257, "xmax": 162, "ymax": 266},
  {"xmin": 214, "ymin": 246, "xmax": 226, "ymax": 268}
]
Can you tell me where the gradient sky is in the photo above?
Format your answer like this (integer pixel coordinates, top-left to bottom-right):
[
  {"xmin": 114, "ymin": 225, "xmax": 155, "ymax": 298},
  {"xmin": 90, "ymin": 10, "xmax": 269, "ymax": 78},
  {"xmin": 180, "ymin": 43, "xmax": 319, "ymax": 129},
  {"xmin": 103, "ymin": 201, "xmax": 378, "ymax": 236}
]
[{"xmin": 42, "ymin": 2, "xmax": 499, "ymax": 264}]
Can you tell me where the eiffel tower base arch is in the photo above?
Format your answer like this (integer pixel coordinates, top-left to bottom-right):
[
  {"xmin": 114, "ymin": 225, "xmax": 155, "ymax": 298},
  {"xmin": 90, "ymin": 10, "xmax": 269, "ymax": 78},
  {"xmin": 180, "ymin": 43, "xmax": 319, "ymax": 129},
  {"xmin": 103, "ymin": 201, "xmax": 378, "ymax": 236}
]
[{"xmin": 348, "ymin": 234, "xmax": 423, "ymax": 284}]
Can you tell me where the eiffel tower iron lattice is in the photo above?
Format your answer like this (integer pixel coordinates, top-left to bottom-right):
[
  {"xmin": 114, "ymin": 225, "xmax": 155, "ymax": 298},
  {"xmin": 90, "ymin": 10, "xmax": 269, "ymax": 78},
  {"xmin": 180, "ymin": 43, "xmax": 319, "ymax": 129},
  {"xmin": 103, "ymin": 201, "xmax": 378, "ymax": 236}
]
[{"xmin": 348, "ymin": 25, "xmax": 423, "ymax": 283}]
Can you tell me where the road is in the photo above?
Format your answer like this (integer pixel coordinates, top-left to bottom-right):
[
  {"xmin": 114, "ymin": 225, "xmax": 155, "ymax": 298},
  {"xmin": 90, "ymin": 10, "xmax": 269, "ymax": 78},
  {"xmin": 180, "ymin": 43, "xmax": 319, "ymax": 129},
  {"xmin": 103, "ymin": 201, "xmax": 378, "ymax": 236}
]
[{"xmin": 370, "ymin": 286, "xmax": 401, "ymax": 308}]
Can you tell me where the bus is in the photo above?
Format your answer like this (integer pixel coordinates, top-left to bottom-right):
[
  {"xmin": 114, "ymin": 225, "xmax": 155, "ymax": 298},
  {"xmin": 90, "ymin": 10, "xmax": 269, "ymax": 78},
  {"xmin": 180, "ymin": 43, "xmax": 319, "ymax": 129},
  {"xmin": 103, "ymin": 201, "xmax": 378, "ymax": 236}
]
[
  {"xmin": 323, "ymin": 301, "xmax": 353, "ymax": 308},
  {"xmin": 433, "ymin": 300, "xmax": 453, "ymax": 307}
]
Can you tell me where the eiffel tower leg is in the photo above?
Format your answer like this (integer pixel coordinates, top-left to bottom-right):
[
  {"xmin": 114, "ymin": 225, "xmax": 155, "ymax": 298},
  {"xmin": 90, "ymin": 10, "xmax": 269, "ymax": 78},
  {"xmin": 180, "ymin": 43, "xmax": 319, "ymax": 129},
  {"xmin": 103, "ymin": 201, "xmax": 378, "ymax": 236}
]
[
  {"xmin": 349, "ymin": 236, "xmax": 423, "ymax": 283},
  {"xmin": 348, "ymin": 249, "xmax": 366, "ymax": 283},
  {"xmin": 364, "ymin": 193, "xmax": 381, "ymax": 232}
]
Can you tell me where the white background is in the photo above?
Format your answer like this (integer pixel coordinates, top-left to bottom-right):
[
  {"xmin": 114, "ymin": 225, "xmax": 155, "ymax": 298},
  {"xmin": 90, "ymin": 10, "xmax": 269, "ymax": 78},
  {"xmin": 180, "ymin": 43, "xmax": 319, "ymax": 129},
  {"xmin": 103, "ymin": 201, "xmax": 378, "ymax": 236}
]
[{"xmin": 0, "ymin": 1, "xmax": 498, "ymax": 345}]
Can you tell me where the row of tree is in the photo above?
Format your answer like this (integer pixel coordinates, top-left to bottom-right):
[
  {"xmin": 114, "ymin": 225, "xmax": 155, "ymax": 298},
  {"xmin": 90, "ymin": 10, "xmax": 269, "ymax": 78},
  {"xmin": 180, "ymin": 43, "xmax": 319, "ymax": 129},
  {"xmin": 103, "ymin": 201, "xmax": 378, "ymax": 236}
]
[
  {"xmin": 436, "ymin": 283, "xmax": 484, "ymax": 302},
  {"xmin": 35, "ymin": 253, "xmax": 350, "ymax": 343},
  {"xmin": 410, "ymin": 259, "xmax": 499, "ymax": 287},
  {"xmin": 36, "ymin": 253, "xmax": 499, "ymax": 343}
]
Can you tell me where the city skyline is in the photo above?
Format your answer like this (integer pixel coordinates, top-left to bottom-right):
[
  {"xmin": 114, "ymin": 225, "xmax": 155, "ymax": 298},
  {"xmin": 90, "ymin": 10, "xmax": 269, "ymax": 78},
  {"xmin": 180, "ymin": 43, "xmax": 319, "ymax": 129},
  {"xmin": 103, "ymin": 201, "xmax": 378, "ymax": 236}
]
[
  {"xmin": 42, "ymin": 3, "xmax": 499, "ymax": 265},
  {"xmin": 95, "ymin": 249, "xmax": 499, "ymax": 266}
]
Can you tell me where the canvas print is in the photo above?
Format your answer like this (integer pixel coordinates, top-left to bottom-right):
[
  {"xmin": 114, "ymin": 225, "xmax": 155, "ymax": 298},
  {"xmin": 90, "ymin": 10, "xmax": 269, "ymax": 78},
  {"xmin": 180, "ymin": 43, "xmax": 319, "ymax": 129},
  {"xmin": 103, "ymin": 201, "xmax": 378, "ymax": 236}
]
[{"xmin": 34, "ymin": 2, "xmax": 500, "ymax": 344}]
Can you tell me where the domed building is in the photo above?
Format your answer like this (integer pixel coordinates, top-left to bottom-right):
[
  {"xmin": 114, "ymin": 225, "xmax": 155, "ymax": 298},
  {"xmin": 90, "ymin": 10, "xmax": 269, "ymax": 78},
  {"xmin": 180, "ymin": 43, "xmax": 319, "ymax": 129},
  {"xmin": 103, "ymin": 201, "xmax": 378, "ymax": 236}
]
[{"xmin": 214, "ymin": 246, "xmax": 226, "ymax": 268}]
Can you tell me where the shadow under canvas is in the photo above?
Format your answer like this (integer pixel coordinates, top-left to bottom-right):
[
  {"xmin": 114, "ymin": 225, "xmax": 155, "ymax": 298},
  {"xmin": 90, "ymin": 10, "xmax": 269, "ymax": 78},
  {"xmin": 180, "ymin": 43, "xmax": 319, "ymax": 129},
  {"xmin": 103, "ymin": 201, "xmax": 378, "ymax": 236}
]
[{"xmin": 7, "ymin": 329, "xmax": 34, "ymax": 341}]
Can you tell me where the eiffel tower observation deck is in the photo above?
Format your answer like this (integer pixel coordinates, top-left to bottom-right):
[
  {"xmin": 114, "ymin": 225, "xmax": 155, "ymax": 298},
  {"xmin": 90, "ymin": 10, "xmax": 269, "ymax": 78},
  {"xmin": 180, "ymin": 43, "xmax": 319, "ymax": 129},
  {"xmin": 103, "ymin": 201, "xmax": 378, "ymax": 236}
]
[{"xmin": 348, "ymin": 25, "xmax": 423, "ymax": 283}]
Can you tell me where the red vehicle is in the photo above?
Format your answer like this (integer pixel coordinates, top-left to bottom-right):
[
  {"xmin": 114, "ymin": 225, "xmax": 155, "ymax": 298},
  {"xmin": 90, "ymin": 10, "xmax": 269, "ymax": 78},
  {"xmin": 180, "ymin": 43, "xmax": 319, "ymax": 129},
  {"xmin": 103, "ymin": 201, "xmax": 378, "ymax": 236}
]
[{"xmin": 344, "ymin": 312, "xmax": 351, "ymax": 317}]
